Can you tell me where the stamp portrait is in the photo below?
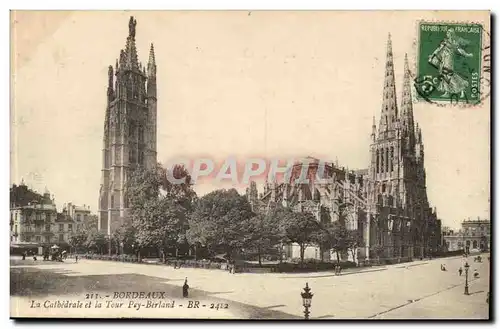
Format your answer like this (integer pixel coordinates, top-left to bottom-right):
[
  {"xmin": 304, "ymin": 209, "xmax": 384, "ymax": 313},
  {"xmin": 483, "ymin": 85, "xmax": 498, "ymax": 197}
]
[{"xmin": 415, "ymin": 22, "xmax": 483, "ymax": 105}]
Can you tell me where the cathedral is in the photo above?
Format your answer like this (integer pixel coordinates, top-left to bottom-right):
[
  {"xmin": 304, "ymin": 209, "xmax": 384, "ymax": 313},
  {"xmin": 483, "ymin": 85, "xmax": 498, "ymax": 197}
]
[
  {"xmin": 248, "ymin": 35, "xmax": 442, "ymax": 263},
  {"xmin": 98, "ymin": 17, "xmax": 158, "ymax": 236}
]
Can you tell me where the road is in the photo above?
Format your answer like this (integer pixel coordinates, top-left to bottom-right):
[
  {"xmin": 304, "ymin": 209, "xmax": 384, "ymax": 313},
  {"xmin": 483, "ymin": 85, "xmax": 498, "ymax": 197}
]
[{"xmin": 10, "ymin": 254, "xmax": 490, "ymax": 319}]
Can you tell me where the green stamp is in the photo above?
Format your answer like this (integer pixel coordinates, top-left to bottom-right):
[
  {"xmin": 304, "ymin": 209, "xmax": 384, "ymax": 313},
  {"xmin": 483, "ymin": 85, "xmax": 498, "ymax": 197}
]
[{"xmin": 415, "ymin": 22, "xmax": 483, "ymax": 104}]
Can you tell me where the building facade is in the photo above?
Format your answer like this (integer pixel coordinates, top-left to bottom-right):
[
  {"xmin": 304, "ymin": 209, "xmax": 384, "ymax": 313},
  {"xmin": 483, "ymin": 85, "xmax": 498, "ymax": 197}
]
[
  {"xmin": 443, "ymin": 218, "xmax": 490, "ymax": 253},
  {"xmin": 98, "ymin": 16, "xmax": 158, "ymax": 236},
  {"xmin": 9, "ymin": 185, "xmax": 93, "ymax": 254},
  {"xmin": 249, "ymin": 35, "xmax": 442, "ymax": 263}
]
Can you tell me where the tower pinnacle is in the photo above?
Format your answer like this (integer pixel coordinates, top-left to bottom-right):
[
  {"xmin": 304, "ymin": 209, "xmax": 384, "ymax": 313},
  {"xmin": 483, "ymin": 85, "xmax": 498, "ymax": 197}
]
[
  {"xmin": 378, "ymin": 33, "xmax": 398, "ymax": 137},
  {"xmin": 147, "ymin": 43, "xmax": 156, "ymax": 77},
  {"xmin": 400, "ymin": 53, "xmax": 416, "ymax": 154}
]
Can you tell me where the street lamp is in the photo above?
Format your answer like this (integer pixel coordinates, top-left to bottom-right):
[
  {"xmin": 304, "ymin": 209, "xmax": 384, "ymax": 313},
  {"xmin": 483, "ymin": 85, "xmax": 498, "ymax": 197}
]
[
  {"xmin": 464, "ymin": 262, "xmax": 470, "ymax": 295},
  {"xmin": 301, "ymin": 282, "xmax": 313, "ymax": 320}
]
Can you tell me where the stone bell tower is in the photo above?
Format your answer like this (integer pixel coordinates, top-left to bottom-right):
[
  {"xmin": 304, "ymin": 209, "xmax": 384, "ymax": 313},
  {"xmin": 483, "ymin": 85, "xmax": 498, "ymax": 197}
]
[{"xmin": 98, "ymin": 16, "xmax": 157, "ymax": 235}]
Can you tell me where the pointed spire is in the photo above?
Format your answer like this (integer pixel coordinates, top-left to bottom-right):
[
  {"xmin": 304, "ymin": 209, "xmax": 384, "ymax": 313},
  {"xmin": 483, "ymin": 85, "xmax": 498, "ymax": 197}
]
[
  {"xmin": 371, "ymin": 115, "xmax": 376, "ymax": 140},
  {"xmin": 107, "ymin": 65, "xmax": 114, "ymax": 100},
  {"xmin": 147, "ymin": 43, "xmax": 156, "ymax": 77},
  {"xmin": 401, "ymin": 53, "xmax": 416, "ymax": 142},
  {"xmin": 378, "ymin": 33, "xmax": 398, "ymax": 137}
]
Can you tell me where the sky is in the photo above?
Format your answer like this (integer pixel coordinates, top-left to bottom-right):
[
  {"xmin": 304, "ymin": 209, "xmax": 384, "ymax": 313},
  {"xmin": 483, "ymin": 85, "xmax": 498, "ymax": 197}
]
[{"xmin": 10, "ymin": 11, "xmax": 490, "ymax": 229}]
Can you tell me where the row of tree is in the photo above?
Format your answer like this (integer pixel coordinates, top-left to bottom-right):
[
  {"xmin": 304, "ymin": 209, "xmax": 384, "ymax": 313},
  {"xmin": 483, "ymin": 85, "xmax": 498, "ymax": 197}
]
[{"xmin": 69, "ymin": 164, "xmax": 367, "ymax": 264}]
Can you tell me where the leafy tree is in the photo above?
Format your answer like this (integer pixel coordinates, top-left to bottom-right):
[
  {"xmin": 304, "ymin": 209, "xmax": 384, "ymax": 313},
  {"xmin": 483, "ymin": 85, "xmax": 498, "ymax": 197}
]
[
  {"xmin": 127, "ymin": 163, "xmax": 195, "ymax": 261},
  {"xmin": 315, "ymin": 221, "xmax": 350, "ymax": 263},
  {"xmin": 68, "ymin": 231, "xmax": 88, "ymax": 253},
  {"xmin": 241, "ymin": 213, "xmax": 283, "ymax": 266},
  {"xmin": 346, "ymin": 229, "xmax": 364, "ymax": 261},
  {"xmin": 86, "ymin": 231, "xmax": 108, "ymax": 254},
  {"xmin": 112, "ymin": 219, "xmax": 137, "ymax": 255},
  {"xmin": 277, "ymin": 207, "xmax": 322, "ymax": 264},
  {"xmin": 187, "ymin": 189, "xmax": 254, "ymax": 260}
]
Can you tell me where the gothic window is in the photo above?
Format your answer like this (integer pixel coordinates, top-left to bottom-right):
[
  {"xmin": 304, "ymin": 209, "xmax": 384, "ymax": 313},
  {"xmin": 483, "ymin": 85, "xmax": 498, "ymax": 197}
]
[
  {"xmin": 138, "ymin": 151, "xmax": 144, "ymax": 166},
  {"xmin": 390, "ymin": 146, "xmax": 394, "ymax": 172},
  {"xmin": 376, "ymin": 150, "xmax": 380, "ymax": 173},
  {"xmin": 111, "ymin": 195, "xmax": 115, "ymax": 208},
  {"xmin": 473, "ymin": 240, "xmax": 478, "ymax": 249},
  {"xmin": 138, "ymin": 127, "xmax": 144, "ymax": 144},
  {"xmin": 385, "ymin": 116, "xmax": 388, "ymax": 126},
  {"xmin": 129, "ymin": 123, "xmax": 135, "ymax": 138},
  {"xmin": 131, "ymin": 148, "xmax": 137, "ymax": 163},
  {"xmin": 385, "ymin": 148, "xmax": 389, "ymax": 172},
  {"xmin": 382, "ymin": 183, "xmax": 386, "ymax": 193},
  {"xmin": 380, "ymin": 149, "xmax": 385, "ymax": 172}
]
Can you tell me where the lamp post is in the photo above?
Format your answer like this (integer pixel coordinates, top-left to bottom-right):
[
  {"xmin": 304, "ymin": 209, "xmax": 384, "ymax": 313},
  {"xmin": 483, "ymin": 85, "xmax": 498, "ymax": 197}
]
[
  {"xmin": 464, "ymin": 262, "xmax": 470, "ymax": 295},
  {"xmin": 301, "ymin": 283, "xmax": 313, "ymax": 320}
]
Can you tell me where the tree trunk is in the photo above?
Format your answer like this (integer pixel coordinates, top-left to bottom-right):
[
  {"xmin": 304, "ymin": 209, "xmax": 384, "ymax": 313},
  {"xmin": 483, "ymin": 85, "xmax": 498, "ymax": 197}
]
[
  {"xmin": 162, "ymin": 248, "xmax": 166, "ymax": 263},
  {"xmin": 194, "ymin": 244, "xmax": 197, "ymax": 261},
  {"xmin": 258, "ymin": 246, "xmax": 262, "ymax": 267},
  {"xmin": 336, "ymin": 250, "xmax": 340, "ymax": 265},
  {"xmin": 300, "ymin": 244, "xmax": 305, "ymax": 265},
  {"xmin": 175, "ymin": 247, "xmax": 179, "ymax": 258}
]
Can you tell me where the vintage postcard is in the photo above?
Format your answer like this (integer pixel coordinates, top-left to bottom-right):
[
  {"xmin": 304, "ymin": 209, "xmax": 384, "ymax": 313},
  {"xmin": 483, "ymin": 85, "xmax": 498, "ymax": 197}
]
[{"xmin": 10, "ymin": 10, "xmax": 491, "ymax": 320}]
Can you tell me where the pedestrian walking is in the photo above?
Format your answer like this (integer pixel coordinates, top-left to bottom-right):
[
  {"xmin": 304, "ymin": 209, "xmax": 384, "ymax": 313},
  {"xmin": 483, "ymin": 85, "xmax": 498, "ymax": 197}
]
[
  {"xmin": 473, "ymin": 269, "xmax": 479, "ymax": 278},
  {"xmin": 75, "ymin": 255, "xmax": 78, "ymax": 263},
  {"xmin": 182, "ymin": 278, "xmax": 189, "ymax": 298},
  {"xmin": 458, "ymin": 267, "xmax": 463, "ymax": 276},
  {"xmin": 22, "ymin": 252, "xmax": 26, "ymax": 260}
]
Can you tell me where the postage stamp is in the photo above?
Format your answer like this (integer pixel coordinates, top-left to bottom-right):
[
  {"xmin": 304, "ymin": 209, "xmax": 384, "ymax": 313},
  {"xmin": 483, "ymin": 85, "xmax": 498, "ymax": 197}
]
[{"xmin": 415, "ymin": 22, "xmax": 484, "ymax": 105}]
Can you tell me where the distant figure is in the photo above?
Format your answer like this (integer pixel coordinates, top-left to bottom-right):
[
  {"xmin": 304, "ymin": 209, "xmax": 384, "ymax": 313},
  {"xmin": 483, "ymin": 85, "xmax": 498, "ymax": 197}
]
[
  {"xmin": 182, "ymin": 278, "xmax": 189, "ymax": 298},
  {"xmin": 473, "ymin": 269, "xmax": 479, "ymax": 278},
  {"xmin": 22, "ymin": 252, "xmax": 26, "ymax": 260},
  {"xmin": 458, "ymin": 267, "xmax": 463, "ymax": 276},
  {"xmin": 75, "ymin": 255, "xmax": 79, "ymax": 263},
  {"xmin": 440, "ymin": 264, "xmax": 447, "ymax": 271},
  {"xmin": 33, "ymin": 255, "xmax": 37, "ymax": 261}
]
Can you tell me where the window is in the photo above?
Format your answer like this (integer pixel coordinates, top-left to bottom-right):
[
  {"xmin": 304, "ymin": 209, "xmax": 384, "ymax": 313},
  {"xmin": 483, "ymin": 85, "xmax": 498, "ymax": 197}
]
[
  {"xmin": 385, "ymin": 148, "xmax": 389, "ymax": 172},
  {"xmin": 376, "ymin": 150, "xmax": 380, "ymax": 174},
  {"xmin": 59, "ymin": 234, "xmax": 64, "ymax": 242},
  {"xmin": 25, "ymin": 236, "xmax": 31, "ymax": 242},
  {"xmin": 45, "ymin": 224, "xmax": 51, "ymax": 232},
  {"xmin": 138, "ymin": 151, "xmax": 144, "ymax": 166},
  {"xmin": 473, "ymin": 240, "xmax": 478, "ymax": 249},
  {"xmin": 14, "ymin": 225, "xmax": 18, "ymax": 234},
  {"xmin": 390, "ymin": 147, "xmax": 394, "ymax": 172},
  {"xmin": 138, "ymin": 127, "xmax": 144, "ymax": 144},
  {"xmin": 111, "ymin": 195, "xmax": 115, "ymax": 208},
  {"xmin": 77, "ymin": 214, "xmax": 81, "ymax": 221},
  {"xmin": 59, "ymin": 224, "xmax": 64, "ymax": 232},
  {"xmin": 446, "ymin": 241, "xmax": 450, "ymax": 249},
  {"xmin": 36, "ymin": 236, "xmax": 41, "ymax": 242},
  {"xmin": 68, "ymin": 224, "xmax": 73, "ymax": 232},
  {"xmin": 381, "ymin": 148, "xmax": 385, "ymax": 173},
  {"xmin": 45, "ymin": 236, "xmax": 50, "ymax": 243}
]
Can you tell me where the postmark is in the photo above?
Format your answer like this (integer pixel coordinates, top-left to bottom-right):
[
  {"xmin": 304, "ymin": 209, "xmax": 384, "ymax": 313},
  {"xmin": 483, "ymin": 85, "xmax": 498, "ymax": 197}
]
[{"xmin": 414, "ymin": 21, "xmax": 490, "ymax": 107}]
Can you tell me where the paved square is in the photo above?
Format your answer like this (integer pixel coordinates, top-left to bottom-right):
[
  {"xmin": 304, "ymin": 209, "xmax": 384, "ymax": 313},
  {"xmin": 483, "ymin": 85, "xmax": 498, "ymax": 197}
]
[{"xmin": 10, "ymin": 255, "xmax": 490, "ymax": 319}]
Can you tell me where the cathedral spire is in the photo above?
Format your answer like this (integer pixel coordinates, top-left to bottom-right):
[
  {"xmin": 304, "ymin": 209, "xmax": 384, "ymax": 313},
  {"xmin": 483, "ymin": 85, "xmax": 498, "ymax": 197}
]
[
  {"xmin": 401, "ymin": 54, "xmax": 416, "ymax": 140},
  {"xmin": 147, "ymin": 43, "xmax": 156, "ymax": 77},
  {"xmin": 378, "ymin": 33, "xmax": 398, "ymax": 137}
]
